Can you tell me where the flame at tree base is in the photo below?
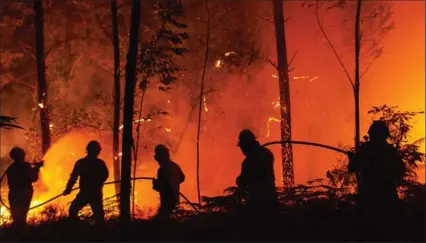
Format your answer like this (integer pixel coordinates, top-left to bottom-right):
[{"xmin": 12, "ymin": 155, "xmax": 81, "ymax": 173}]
[{"xmin": 0, "ymin": 131, "xmax": 162, "ymax": 226}]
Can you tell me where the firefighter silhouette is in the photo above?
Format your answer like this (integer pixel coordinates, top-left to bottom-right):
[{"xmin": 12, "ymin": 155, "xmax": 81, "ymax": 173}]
[
  {"xmin": 5, "ymin": 147, "xmax": 43, "ymax": 228},
  {"xmin": 348, "ymin": 120, "xmax": 406, "ymax": 237},
  {"xmin": 63, "ymin": 140, "xmax": 109, "ymax": 225},
  {"xmin": 152, "ymin": 144, "xmax": 185, "ymax": 219},
  {"xmin": 236, "ymin": 129, "xmax": 277, "ymax": 214}
]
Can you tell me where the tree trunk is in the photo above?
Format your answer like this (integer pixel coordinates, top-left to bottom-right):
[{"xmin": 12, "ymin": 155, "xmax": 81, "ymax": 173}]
[
  {"xmin": 34, "ymin": 0, "xmax": 51, "ymax": 155},
  {"xmin": 195, "ymin": 0, "xmax": 210, "ymax": 205},
  {"xmin": 354, "ymin": 0, "xmax": 362, "ymax": 154},
  {"xmin": 354, "ymin": 0, "xmax": 362, "ymax": 190},
  {"xmin": 111, "ymin": 0, "xmax": 121, "ymax": 197},
  {"xmin": 120, "ymin": 0, "xmax": 141, "ymax": 223},
  {"xmin": 272, "ymin": 0, "xmax": 294, "ymax": 188}
]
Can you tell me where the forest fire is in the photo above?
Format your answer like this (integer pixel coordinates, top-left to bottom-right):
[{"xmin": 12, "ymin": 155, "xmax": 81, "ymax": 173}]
[
  {"xmin": 0, "ymin": 131, "xmax": 160, "ymax": 226},
  {"xmin": 0, "ymin": 1, "xmax": 424, "ymax": 240}
]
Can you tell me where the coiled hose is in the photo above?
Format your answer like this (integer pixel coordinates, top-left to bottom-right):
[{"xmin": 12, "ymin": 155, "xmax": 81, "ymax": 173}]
[{"xmin": 0, "ymin": 140, "xmax": 350, "ymax": 215}]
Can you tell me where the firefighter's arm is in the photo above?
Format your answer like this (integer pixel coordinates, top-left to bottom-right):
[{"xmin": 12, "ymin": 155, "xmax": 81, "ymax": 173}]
[
  {"xmin": 180, "ymin": 169, "xmax": 185, "ymax": 183},
  {"xmin": 152, "ymin": 169, "xmax": 161, "ymax": 192},
  {"xmin": 64, "ymin": 161, "xmax": 80, "ymax": 195},
  {"xmin": 29, "ymin": 161, "xmax": 43, "ymax": 182},
  {"xmin": 236, "ymin": 162, "xmax": 248, "ymax": 187},
  {"xmin": 100, "ymin": 160, "xmax": 109, "ymax": 183}
]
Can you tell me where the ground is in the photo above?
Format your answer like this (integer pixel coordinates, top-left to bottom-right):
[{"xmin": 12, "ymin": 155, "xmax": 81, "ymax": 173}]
[{"xmin": 0, "ymin": 201, "xmax": 424, "ymax": 242}]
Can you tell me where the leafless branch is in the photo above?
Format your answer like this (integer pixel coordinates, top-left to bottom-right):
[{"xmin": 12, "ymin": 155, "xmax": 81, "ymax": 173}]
[
  {"xmin": 95, "ymin": 13, "xmax": 112, "ymax": 38},
  {"xmin": 288, "ymin": 51, "xmax": 298, "ymax": 70},
  {"xmin": 69, "ymin": 53, "xmax": 85, "ymax": 77},
  {"xmin": 210, "ymin": 8, "xmax": 232, "ymax": 30},
  {"xmin": 252, "ymin": 13, "xmax": 290, "ymax": 24},
  {"xmin": 92, "ymin": 61, "xmax": 114, "ymax": 76},
  {"xmin": 18, "ymin": 41, "xmax": 36, "ymax": 59},
  {"xmin": 257, "ymin": 56, "xmax": 277, "ymax": 69},
  {"xmin": 315, "ymin": 0, "xmax": 354, "ymax": 89},
  {"xmin": 6, "ymin": 78, "xmax": 36, "ymax": 91},
  {"xmin": 360, "ymin": 57, "xmax": 377, "ymax": 78},
  {"xmin": 45, "ymin": 40, "xmax": 65, "ymax": 58}
]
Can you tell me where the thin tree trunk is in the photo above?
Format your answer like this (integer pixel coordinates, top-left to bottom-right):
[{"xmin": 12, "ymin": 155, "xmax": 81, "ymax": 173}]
[
  {"xmin": 111, "ymin": 0, "xmax": 121, "ymax": 198},
  {"xmin": 354, "ymin": 0, "xmax": 362, "ymax": 190},
  {"xmin": 34, "ymin": 0, "xmax": 51, "ymax": 155},
  {"xmin": 195, "ymin": 0, "xmax": 210, "ymax": 205},
  {"xmin": 132, "ymin": 90, "xmax": 146, "ymax": 216},
  {"xmin": 272, "ymin": 0, "xmax": 294, "ymax": 188},
  {"xmin": 354, "ymin": 0, "xmax": 362, "ymax": 154},
  {"xmin": 120, "ymin": 0, "xmax": 141, "ymax": 223}
]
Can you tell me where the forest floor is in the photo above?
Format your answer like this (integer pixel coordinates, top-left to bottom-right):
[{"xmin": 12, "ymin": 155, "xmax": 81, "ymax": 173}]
[{"xmin": 0, "ymin": 202, "xmax": 424, "ymax": 242}]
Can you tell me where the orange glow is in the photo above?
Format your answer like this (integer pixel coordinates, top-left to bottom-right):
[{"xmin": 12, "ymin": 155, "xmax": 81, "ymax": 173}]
[{"xmin": 0, "ymin": 1, "xmax": 424, "ymax": 225}]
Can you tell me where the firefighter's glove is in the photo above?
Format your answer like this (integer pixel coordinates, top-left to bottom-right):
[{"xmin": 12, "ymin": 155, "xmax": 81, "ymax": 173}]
[
  {"xmin": 34, "ymin": 160, "xmax": 44, "ymax": 169},
  {"xmin": 63, "ymin": 188, "xmax": 72, "ymax": 196}
]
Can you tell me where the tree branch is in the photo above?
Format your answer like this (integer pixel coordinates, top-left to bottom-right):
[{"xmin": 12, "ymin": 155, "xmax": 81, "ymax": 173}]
[
  {"xmin": 253, "ymin": 13, "xmax": 274, "ymax": 24},
  {"xmin": 210, "ymin": 8, "xmax": 232, "ymax": 30},
  {"xmin": 95, "ymin": 12, "xmax": 112, "ymax": 38},
  {"xmin": 315, "ymin": 0, "xmax": 354, "ymax": 89},
  {"xmin": 288, "ymin": 51, "xmax": 298, "ymax": 70},
  {"xmin": 257, "ymin": 56, "xmax": 277, "ymax": 69},
  {"xmin": 252, "ymin": 13, "xmax": 290, "ymax": 24},
  {"xmin": 69, "ymin": 53, "xmax": 85, "ymax": 77},
  {"xmin": 18, "ymin": 41, "xmax": 36, "ymax": 59}
]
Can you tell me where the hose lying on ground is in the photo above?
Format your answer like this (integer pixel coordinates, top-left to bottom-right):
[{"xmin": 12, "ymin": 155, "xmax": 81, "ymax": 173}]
[
  {"xmin": 0, "ymin": 176, "xmax": 201, "ymax": 213},
  {"xmin": 0, "ymin": 140, "xmax": 350, "ymax": 216}
]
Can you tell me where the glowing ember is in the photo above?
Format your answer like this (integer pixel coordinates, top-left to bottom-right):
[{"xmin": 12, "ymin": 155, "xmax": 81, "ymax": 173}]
[
  {"xmin": 224, "ymin": 51, "xmax": 236, "ymax": 56},
  {"xmin": 309, "ymin": 76, "xmax": 319, "ymax": 82},
  {"xmin": 165, "ymin": 128, "xmax": 172, "ymax": 132},
  {"xmin": 38, "ymin": 103, "xmax": 44, "ymax": 108},
  {"xmin": 119, "ymin": 118, "xmax": 152, "ymax": 130},
  {"xmin": 215, "ymin": 60, "xmax": 222, "ymax": 68},
  {"xmin": 272, "ymin": 74, "xmax": 278, "ymax": 79},
  {"xmin": 203, "ymin": 96, "xmax": 208, "ymax": 112},
  {"xmin": 273, "ymin": 100, "xmax": 280, "ymax": 109},
  {"xmin": 266, "ymin": 117, "xmax": 280, "ymax": 138}
]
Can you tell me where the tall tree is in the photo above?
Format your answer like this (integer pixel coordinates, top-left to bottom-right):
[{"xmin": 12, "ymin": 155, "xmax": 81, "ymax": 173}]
[
  {"xmin": 120, "ymin": 0, "xmax": 141, "ymax": 223},
  {"xmin": 111, "ymin": 0, "xmax": 121, "ymax": 197},
  {"xmin": 272, "ymin": 0, "xmax": 294, "ymax": 188},
  {"xmin": 306, "ymin": 0, "xmax": 394, "ymax": 188},
  {"xmin": 34, "ymin": 0, "xmax": 51, "ymax": 155},
  {"xmin": 195, "ymin": 0, "xmax": 210, "ymax": 205},
  {"xmin": 354, "ymin": 0, "xmax": 362, "ymax": 158}
]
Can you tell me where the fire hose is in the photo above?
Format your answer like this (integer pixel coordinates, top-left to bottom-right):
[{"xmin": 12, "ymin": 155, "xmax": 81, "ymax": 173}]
[
  {"xmin": 0, "ymin": 140, "xmax": 350, "ymax": 215},
  {"xmin": 0, "ymin": 175, "xmax": 201, "ymax": 213}
]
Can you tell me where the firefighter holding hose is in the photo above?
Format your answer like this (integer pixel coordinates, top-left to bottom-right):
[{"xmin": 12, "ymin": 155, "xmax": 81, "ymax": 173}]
[
  {"xmin": 63, "ymin": 140, "xmax": 109, "ymax": 226},
  {"xmin": 348, "ymin": 120, "xmax": 406, "ymax": 238},
  {"xmin": 236, "ymin": 129, "xmax": 277, "ymax": 216},
  {"xmin": 152, "ymin": 144, "xmax": 185, "ymax": 220},
  {"xmin": 5, "ymin": 147, "xmax": 43, "ymax": 228}
]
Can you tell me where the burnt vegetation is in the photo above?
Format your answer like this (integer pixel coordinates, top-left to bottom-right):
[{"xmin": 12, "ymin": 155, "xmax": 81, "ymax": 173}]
[{"xmin": 0, "ymin": 0, "xmax": 424, "ymax": 242}]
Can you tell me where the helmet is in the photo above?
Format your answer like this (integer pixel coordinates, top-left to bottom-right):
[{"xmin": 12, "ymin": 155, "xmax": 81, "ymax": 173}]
[
  {"xmin": 9, "ymin": 147, "xmax": 25, "ymax": 161},
  {"xmin": 155, "ymin": 144, "xmax": 170, "ymax": 156},
  {"xmin": 368, "ymin": 120, "xmax": 390, "ymax": 140},
  {"xmin": 237, "ymin": 129, "xmax": 257, "ymax": 146},
  {"xmin": 86, "ymin": 140, "xmax": 102, "ymax": 153}
]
